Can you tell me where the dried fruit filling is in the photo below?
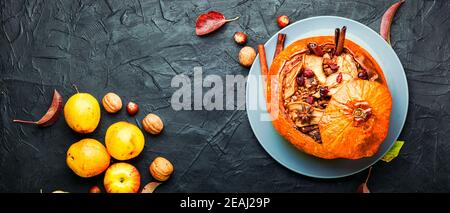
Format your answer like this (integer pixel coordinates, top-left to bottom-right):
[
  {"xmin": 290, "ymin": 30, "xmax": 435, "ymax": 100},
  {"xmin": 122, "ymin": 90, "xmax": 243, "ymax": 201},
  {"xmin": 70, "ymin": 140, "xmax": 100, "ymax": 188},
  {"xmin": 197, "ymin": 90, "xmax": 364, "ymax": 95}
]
[
  {"xmin": 268, "ymin": 26, "xmax": 392, "ymax": 159},
  {"xmin": 282, "ymin": 37, "xmax": 380, "ymax": 143}
]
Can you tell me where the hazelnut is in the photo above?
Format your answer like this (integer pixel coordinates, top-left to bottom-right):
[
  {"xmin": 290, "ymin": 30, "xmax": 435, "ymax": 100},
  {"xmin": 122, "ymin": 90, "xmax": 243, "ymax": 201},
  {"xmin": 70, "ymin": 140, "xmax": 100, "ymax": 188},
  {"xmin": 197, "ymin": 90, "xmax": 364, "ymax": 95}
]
[
  {"xmin": 102, "ymin": 92, "xmax": 122, "ymax": 113},
  {"xmin": 233, "ymin": 32, "xmax": 247, "ymax": 45},
  {"xmin": 277, "ymin": 15, "xmax": 290, "ymax": 28},
  {"xmin": 142, "ymin": 113, "xmax": 164, "ymax": 134},
  {"xmin": 238, "ymin": 46, "xmax": 256, "ymax": 67},
  {"xmin": 149, "ymin": 157, "xmax": 173, "ymax": 181},
  {"xmin": 126, "ymin": 102, "xmax": 139, "ymax": 116},
  {"xmin": 89, "ymin": 186, "xmax": 101, "ymax": 193}
]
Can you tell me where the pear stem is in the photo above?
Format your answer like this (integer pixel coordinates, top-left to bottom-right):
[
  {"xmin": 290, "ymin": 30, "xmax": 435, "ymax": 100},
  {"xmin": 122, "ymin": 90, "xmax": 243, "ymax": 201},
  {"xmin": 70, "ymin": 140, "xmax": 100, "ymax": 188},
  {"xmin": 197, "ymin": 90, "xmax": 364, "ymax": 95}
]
[
  {"xmin": 13, "ymin": 119, "xmax": 37, "ymax": 124},
  {"xmin": 72, "ymin": 84, "xmax": 79, "ymax": 93}
]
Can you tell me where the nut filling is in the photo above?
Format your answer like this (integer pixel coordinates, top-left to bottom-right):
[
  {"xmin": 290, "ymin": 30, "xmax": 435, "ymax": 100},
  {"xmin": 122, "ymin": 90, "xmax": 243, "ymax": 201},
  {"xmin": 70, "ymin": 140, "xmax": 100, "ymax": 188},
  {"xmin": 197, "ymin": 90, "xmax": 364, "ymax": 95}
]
[{"xmin": 281, "ymin": 30, "xmax": 380, "ymax": 143}]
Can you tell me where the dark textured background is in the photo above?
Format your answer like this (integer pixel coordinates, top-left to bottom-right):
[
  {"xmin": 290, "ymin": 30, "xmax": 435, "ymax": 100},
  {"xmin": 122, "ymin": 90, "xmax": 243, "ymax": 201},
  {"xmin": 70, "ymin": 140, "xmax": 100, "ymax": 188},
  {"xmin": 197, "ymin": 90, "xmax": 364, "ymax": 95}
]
[{"xmin": 0, "ymin": 0, "xmax": 449, "ymax": 193}]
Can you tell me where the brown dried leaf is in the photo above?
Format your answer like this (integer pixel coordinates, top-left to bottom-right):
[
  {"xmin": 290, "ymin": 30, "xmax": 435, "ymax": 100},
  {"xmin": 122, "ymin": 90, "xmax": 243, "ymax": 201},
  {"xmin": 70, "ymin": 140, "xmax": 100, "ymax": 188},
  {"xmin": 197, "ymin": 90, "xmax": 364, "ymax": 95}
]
[
  {"xmin": 141, "ymin": 182, "xmax": 161, "ymax": 193},
  {"xmin": 13, "ymin": 89, "xmax": 63, "ymax": 127},
  {"xmin": 380, "ymin": 0, "xmax": 405, "ymax": 44},
  {"xmin": 357, "ymin": 183, "xmax": 370, "ymax": 193},
  {"xmin": 357, "ymin": 167, "xmax": 372, "ymax": 193}
]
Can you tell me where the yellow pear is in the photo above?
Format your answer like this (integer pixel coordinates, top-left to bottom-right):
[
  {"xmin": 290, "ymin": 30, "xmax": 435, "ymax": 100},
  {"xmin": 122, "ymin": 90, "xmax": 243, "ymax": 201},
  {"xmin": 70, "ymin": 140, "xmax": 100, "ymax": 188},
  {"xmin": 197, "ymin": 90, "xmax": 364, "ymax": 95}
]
[
  {"xmin": 64, "ymin": 93, "xmax": 100, "ymax": 133},
  {"xmin": 105, "ymin": 122, "xmax": 145, "ymax": 160}
]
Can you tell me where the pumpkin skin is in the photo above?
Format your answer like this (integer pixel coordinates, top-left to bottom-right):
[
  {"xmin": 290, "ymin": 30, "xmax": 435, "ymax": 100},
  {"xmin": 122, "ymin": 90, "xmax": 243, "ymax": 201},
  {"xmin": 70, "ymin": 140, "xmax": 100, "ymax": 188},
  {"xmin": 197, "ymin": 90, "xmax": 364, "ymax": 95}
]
[
  {"xmin": 266, "ymin": 36, "xmax": 392, "ymax": 159},
  {"xmin": 318, "ymin": 80, "xmax": 392, "ymax": 159}
]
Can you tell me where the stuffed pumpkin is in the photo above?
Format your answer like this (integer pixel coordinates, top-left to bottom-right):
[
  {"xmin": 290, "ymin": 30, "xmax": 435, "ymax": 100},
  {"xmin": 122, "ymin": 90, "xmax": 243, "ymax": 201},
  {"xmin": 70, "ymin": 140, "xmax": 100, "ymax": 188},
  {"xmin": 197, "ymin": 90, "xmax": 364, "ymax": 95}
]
[{"xmin": 266, "ymin": 27, "xmax": 392, "ymax": 159}]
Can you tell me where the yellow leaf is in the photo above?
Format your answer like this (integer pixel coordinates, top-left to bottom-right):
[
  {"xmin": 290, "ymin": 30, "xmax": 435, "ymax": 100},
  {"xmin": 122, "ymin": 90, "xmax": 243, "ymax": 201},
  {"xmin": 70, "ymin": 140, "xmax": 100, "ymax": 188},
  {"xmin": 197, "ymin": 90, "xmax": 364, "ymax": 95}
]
[{"xmin": 381, "ymin": 141, "xmax": 404, "ymax": 162}]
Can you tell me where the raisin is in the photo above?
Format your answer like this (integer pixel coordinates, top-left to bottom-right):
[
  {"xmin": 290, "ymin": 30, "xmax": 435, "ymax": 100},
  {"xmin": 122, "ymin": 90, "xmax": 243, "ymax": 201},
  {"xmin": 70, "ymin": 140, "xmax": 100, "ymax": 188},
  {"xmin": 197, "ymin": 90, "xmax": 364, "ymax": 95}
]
[{"xmin": 358, "ymin": 71, "xmax": 368, "ymax": 80}]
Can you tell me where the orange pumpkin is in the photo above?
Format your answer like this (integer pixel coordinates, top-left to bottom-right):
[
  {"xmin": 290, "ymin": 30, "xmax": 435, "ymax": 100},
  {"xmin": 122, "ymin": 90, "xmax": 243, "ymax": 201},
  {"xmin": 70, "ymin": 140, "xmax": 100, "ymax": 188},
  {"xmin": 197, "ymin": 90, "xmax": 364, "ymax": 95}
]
[
  {"xmin": 266, "ymin": 36, "xmax": 392, "ymax": 159},
  {"xmin": 318, "ymin": 80, "xmax": 392, "ymax": 159}
]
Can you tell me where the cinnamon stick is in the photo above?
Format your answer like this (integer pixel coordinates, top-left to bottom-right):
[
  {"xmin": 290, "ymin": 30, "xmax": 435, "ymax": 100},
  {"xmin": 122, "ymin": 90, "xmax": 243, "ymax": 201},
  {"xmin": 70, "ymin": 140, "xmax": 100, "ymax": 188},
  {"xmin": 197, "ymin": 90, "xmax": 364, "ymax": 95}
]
[
  {"xmin": 258, "ymin": 44, "xmax": 269, "ymax": 76},
  {"xmin": 273, "ymin": 33, "xmax": 286, "ymax": 59},
  {"xmin": 258, "ymin": 44, "xmax": 269, "ymax": 84},
  {"xmin": 336, "ymin": 26, "xmax": 346, "ymax": 55},
  {"xmin": 334, "ymin": 28, "xmax": 340, "ymax": 50}
]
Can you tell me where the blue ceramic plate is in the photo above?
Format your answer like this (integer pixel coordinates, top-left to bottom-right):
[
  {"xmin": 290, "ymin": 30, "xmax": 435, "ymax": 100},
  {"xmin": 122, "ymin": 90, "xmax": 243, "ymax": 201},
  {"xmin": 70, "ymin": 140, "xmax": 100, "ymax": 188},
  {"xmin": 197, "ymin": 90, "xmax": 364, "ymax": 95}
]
[{"xmin": 246, "ymin": 16, "xmax": 408, "ymax": 178}]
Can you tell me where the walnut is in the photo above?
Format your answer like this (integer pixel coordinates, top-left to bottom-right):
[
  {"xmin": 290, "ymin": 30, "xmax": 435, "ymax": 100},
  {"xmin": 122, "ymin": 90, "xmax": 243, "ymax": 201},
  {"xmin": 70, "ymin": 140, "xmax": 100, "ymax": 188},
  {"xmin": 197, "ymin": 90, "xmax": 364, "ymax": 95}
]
[
  {"xmin": 102, "ymin": 93, "xmax": 122, "ymax": 113},
  {"xmin": 142, "ymin": 113, "xmax": 164, "ymax": 134},
  {"xmin": 149, "ymin": 157, "xmax": 174, "ymax": 181},
  {"xmin": 239, "ymin": 46, "xmax": 256, "ymax": 67}
]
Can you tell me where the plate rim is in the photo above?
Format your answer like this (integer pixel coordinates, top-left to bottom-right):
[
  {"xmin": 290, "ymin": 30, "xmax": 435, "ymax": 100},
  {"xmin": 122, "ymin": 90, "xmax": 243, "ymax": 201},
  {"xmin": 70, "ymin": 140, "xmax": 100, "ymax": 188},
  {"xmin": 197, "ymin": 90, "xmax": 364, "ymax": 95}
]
[{"xmin": 246, "ymin": 15, "xmax": 409, "ymax": 179}]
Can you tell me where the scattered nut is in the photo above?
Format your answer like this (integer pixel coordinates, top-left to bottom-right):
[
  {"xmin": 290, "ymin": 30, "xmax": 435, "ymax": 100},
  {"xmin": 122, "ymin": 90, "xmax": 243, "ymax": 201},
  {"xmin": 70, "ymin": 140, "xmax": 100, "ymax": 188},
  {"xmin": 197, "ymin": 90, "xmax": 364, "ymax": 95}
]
[
  {"xmin": 102, "ymin": 92, "xmax": 122, "ymax": 113},
  {"xmin": 126, "ymin": 102, "xmax": 139, "ymax": 116},
  {"xmin": 238, "ymin": 46, "xmax": 256, "ymax": 67},
  {"xmin": 142, "ymin": 113, "xmax": 164, "ymax": 134},
  {"xmin": 89, "ymin": 186, "xmax": 101, "ymax": 193},
  {"xmin": 277, "ymin": 15, "xmax": 290, "ymax": 28},
  {"xmin": 149, "ymin": 157, "xmax": 174, "ymax": 182},
  {"xmin": 233, "ymin": 32, "xmax": 247, "ymax": 45}
]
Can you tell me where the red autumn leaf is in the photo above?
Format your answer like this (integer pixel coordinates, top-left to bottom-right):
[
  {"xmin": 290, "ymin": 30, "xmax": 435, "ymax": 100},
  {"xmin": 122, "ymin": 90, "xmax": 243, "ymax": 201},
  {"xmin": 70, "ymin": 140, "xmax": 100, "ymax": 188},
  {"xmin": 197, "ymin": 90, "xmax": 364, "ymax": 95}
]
[
  {"xmin": 380, "ymin": 0, "xmax": 405, "ymax": 44},
  {"xmin": 195, "ymin": 11, "xmax": 239, "ymax": 36}
]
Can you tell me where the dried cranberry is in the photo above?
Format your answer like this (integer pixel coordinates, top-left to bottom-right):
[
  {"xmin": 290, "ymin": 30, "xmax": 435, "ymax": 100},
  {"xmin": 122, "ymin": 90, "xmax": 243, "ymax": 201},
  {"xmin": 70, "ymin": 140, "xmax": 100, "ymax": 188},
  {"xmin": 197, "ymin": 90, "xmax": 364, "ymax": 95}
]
[
  {"xmin": 306, "ymin": 96, "xmax": 314, "ymax": 104},
  {"xmin": 329, "ymin": 64, "xmax": 339, "ymax": 70},
  {"xmin": 303, "ymin": 69, "xmax": 314, "ymax": 78},
  {"xmin": 336, "ymin": 73, "xmax": 343, "ymax": 83},
  {"xmin": 320, "ymin": 87, "xmax": 329, "ymax": 97},
  {"xmin": 296, "ymin": 76, "xmax": 305, "ymax": 86},
  {"xmin": 358, "ymin": 71, "xmax": 368, "ymax": 80}
]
